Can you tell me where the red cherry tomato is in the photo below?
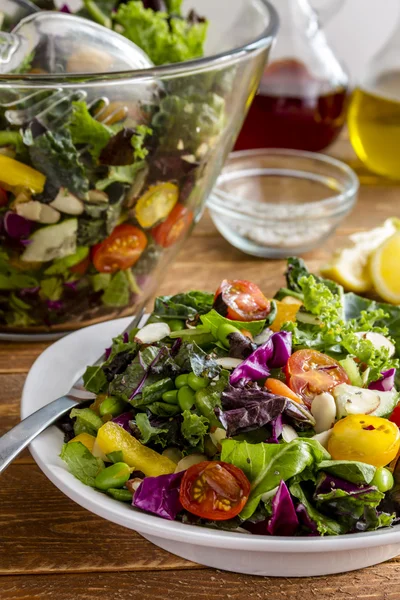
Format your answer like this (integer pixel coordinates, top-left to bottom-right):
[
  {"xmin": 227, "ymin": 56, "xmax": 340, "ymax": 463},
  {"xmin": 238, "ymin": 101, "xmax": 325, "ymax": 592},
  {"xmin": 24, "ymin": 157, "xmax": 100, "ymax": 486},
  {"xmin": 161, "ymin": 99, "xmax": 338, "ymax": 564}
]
[
  {"xmin": 0, "ymin": 187, "xmax": 8, "ymax": 207},
  {"xmin": 179, "ymin": 461, "xmax": 250, "ymax": 521},
  {"xmin": 92, "ymin": 224, "xmax": 147, "ymax": 274},
  {"xmin": 286, "ymin": 349, "xmax": 350, "ymax": 406},
  {"xmin": 390, "ymin": 405, "xmax": 400, "ymax": 427},
  {"xmin": 214, "ymin": 279, "xmax": 271, "ymax": 321},
  {"xmin": 70, "ymin": 254, "xmax": 91, "ymax": 276},
  {"xmin": 151, "ymin": 203, "xmax": 193, "ymax": 248}
]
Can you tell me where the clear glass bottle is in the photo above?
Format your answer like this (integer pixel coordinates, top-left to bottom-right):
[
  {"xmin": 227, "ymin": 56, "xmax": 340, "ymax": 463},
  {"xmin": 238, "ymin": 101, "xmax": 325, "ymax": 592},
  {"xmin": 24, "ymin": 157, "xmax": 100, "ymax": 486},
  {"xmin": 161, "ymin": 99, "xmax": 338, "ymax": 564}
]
[
  {"xmin": 348, "ymin": 9, "xmax": 400, "ymax": 179},
  {"xmin": 235, "ymin": 0, "xmax": 349, "ymax": 152}
]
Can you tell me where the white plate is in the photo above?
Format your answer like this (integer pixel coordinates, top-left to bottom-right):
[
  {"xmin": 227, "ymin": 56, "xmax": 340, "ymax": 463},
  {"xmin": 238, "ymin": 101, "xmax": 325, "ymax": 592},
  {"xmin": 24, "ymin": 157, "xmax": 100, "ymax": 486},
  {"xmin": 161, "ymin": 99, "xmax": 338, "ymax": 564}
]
[{"xmin": 22, "ymin": 318, "xmax": 400, "ymax": 577}]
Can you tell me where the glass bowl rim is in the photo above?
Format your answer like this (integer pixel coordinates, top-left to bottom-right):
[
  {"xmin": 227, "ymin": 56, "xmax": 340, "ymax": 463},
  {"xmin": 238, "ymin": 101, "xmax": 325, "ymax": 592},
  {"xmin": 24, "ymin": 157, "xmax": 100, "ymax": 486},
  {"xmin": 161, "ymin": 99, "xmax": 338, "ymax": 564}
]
[
  {"xmin": 208, "ymin": 148, "xmax": 359, "ymax": 223},
  {"xmin": 0, "ymin": 0, "xmax": 278, "ymax": 85}
]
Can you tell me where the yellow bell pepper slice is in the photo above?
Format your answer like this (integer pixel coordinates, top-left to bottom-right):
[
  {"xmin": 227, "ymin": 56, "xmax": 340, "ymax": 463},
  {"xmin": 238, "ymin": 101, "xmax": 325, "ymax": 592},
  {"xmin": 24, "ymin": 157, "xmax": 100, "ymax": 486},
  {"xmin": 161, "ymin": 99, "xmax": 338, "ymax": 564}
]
[
  {"xmin": 0, "ymin": 155, "xmax": 45, "ymax": 193},
  {"xmin": 135, "ymin": 182, "xmax": 179, "ymax": 228},
  {"xmin": 270, "ymin": 299, "xmax": 301, "ymax": 332},
  {"xmin": 96, "ymin": 421, "xmax": 176, "ymax": 477},
  {"xmin": 68, "ymin": 433, "xmax": 96, "ymax": 453}
]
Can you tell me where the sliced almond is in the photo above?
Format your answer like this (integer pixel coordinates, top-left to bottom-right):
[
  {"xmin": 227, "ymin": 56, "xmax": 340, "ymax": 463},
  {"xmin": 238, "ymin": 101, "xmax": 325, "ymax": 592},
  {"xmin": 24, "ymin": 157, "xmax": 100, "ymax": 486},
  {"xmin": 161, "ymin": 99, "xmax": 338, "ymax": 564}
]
[
  {"xmin": 134, "ymin": 322, "xmax": 171, "ymax": 344},
  {"xmin": 215, "ymin": 357, "xmax": 243, "ymax": 369},
  {"xmin": 312, "ymin": 428, "xmax": 333, "ymax": 449},
  {"xmin": 282, "ymin": 424, "xmax": 298, "ymax": 442},
  {"xmin": 175, "ymin": 453, "xmax": 207, "ymax": 473}
]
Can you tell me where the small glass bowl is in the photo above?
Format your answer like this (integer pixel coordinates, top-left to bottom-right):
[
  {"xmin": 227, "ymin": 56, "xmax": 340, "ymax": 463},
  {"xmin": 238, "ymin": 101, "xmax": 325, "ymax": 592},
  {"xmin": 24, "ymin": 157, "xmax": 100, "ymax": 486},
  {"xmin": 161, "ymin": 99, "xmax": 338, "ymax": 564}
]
[{"xmin": 207, "ymin": 149, "xmax": 359, "ymax": 258}]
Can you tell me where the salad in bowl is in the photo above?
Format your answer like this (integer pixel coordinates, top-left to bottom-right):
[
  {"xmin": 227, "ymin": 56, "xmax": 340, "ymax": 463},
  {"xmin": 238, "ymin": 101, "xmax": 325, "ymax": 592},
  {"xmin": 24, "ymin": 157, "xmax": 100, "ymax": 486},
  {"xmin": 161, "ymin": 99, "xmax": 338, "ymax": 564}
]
[{"xmin": 59, "ymin": 258, "xmax": 400, "ymax": 537}]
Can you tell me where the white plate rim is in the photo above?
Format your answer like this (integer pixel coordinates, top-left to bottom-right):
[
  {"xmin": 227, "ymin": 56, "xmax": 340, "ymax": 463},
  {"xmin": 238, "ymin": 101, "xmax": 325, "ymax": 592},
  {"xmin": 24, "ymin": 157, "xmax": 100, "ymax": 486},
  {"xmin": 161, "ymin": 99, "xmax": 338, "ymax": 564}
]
[{"xmin": 22, "ymin": 317, "xmax": 400, "ymax": 554}]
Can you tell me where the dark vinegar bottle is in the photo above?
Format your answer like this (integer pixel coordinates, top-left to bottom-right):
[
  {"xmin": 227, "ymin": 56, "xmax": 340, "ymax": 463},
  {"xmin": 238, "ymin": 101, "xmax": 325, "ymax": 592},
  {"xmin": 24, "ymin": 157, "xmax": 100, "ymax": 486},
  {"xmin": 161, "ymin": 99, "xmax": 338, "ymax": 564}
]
[{"xmin": 235, "ymin": 59, "xmax": 349, "ymax": 152}]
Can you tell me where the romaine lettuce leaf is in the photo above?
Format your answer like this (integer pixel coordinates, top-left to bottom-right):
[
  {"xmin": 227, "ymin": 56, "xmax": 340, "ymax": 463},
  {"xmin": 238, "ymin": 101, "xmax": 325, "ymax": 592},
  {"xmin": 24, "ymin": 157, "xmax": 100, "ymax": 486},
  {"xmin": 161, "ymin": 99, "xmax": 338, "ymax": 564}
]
[{"xmin": 221, "ymin": 438, "xmax": 329, "ymax": 519}]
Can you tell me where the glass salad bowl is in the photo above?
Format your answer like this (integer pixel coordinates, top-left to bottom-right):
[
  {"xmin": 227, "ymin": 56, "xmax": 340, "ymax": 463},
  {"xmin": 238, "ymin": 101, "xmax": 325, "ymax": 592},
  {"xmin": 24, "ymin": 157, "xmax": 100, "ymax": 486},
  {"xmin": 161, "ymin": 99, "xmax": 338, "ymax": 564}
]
[{"xmin": 0, "ymin": 0, "xmax": 278, "ymax": 336}]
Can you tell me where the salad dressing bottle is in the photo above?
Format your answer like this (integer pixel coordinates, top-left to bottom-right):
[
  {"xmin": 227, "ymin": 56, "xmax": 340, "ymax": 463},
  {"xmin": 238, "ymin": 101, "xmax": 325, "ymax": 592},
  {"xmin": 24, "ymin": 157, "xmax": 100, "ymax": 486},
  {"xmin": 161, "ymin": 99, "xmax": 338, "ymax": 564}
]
[
  {"xmin": 235, "ymin": 0, "xmax": 349, "ymax": 152},
  {"xmin": 348, "ymin": 9, "xmax": 400, "ymax": 179}
]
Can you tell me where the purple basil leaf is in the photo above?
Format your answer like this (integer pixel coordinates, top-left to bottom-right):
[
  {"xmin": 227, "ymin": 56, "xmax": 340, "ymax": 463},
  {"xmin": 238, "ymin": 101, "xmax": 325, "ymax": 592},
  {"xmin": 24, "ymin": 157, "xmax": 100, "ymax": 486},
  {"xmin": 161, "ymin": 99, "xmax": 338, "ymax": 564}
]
[
  {"xmin": 133, "ymin": 471, "xmax": 184, "ymax": 520},
  {"xmin": 369, "ymin": 368, "xmax": 396, "ymax": 392},
  {"xmin": 267, "ymin": 481, "xmax": 299, "ymax": 536},
  {"xmin": 112, "ymin": 411, "xmax": 135, "ymax": 433},
  {"xmin": 315, "ymin": 473, "xmax": 376, "ymax": 497},
  {"xmin": 4, "ymin": 211, "xmax": 33, "ymax": 239},
  {"xmin": 230, "ymin": 332, "xmax": 291, "ymax": 385}
]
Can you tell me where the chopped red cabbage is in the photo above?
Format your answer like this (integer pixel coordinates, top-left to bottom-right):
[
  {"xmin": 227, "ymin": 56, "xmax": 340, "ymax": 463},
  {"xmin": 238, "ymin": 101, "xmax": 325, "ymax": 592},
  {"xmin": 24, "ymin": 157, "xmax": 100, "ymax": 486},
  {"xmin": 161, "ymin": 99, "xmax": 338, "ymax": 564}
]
[
  {"xmin": 229, "ymin": 331, "xmax": 291, "ymax": 385},
  {"xmin": 47, "ymin": 300, "xmax": 63, "ymax": 311},
  {"xmin": 4, "ymin": 211, "xmax": 33, "ymax": 239},
  {"xmin": 267, "ymin": 481, "xmax": 299, "ymax": 536},
  {"xmin": 296, "ymin": 504, "xmax": 320, "ymax": 536},
  {"xmin": 368, "ymin": 368, "xmax": 396, "ymax": 392},
  {"xmin": 133, "ymin": 471, "xmax": 184, "ymax": 520},
  {"xmin": 104, "ymin": 346, "xmax": 112, "ymax": 360},
  {"xmin": 112, "ymin": 411, "xmax": 135, "ymax": 433}
]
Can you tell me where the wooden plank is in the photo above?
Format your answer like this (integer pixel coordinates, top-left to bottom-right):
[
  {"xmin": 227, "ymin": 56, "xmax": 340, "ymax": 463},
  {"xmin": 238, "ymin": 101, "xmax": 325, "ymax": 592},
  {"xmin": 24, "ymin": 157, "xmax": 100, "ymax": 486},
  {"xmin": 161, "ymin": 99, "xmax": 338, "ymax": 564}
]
[
  {"xmin": 0, "ymin": 464, "xmax": 198, "ymax": 575},
  {"xmin": 2, "ymin": 564, "xmax": 400, "ymax": 600}
]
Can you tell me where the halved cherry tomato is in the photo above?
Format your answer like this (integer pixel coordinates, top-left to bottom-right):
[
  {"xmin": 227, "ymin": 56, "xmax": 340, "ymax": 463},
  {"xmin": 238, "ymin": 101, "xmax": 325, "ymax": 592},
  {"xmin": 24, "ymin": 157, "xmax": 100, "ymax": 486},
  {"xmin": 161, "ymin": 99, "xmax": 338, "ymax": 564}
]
[
  {"xmin": 214, "ymin": 280, "xmax": 271, "ymax": 321},
  {"xmin": 70, "ymin": 254, "xmax": 91, "ymax": 276},
  {"xmin": 390, "ymin": 405, "xmax": 400, "ymax": 428},
  {"xmin": 151, "ymin": 203, "xmax": 193, "ymax": 248},
  {"xmin": 0, "ymin": 187, "xmax": 8, "ymax": 207},
  {"xmin": 92, "ymin": 224, "xmax": 147, "ymax": 274},
  {"xmin": 328, "ymin": 414, "xmax": 400, "ymax": 467},
  {"xmin": 179, "ymin": 461, "xmax": 250, "ymax": 521},
  {"xmin": 286, "ymin": 349, "xmax": 349, "ymax": 406},
  {"xmin": 265, "ymin": 378, "xmax": 303, "ymax": 404},
  {"xmin": 135, "ymin": 182, "xmax": 179, "ymax": 228}
]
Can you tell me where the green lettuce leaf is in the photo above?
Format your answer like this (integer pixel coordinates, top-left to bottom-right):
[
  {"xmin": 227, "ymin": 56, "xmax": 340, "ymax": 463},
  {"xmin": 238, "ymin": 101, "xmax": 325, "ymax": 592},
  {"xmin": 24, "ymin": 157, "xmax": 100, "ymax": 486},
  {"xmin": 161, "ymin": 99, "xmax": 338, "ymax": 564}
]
[
  {"xmin": 40, "ymin": 277, "xmax": 63, "ymax": 301},
  {"xmin": 290, "ymin": 481, "xmax": 344, "ymax": 535},
  {"xmin": 135, "ymin": 412, "xmax": 171, "ymax": 446},
  {"xmin": 221, "ymin": 438, "xmax": 330, "ymax": 519},
  {"xmin": 60, "ymin": 441, "xmax": 104, "ymax": 486},
  {"xmin": 68, "ymin": 101, "xmax": 112, "ymax": 159},
  {"xmin": 114, "ymin": 1, "xmax": 207, "ymax": 66},
  {"xmin": 101, "ymin": 271, "xmax": 130, "ymax": 307},
  {"xmin": 153, "ymin": 290, "xmax": 214, "ymax": 320},
  {"xmin": 201, "ymin": 309, "xmax": 266, "ymax": 338},
  {"xmin": 70, "ymin": 408, "xmax": 104, "ymax": 436},
  {"xmin": 95, "ymin": 162, "xmax": 145, "ymax": 191},
  {"xmin": 181, "ymin": 410, "xmax": 209, "ymax": 449},
  {"xmin": 317, "ymin": 460, "xmax": 376, "ymax": 485},
  {"xmin": 83, "ymin": 365, "xmax": 108, "ymax": 394}
]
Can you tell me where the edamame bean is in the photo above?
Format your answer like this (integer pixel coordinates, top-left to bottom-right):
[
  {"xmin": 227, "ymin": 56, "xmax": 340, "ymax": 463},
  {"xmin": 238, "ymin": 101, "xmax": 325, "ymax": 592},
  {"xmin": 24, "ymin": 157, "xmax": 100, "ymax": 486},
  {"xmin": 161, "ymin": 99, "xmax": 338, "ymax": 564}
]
[
  {"xmin": 99, "ymin": 396, "xmax": 127, "ymax": 418},
  {"xmin": 217, "ymin": 323, "xmax": 239, "ymax": 348},
  {"xmin": 94, "ymin": 462, "xmax": 131, "ymax": 491},
  {"xmin": 187, "ymin": 372, "xmax": 209, "ymax": 391},
  {"xmin": 371, "ymin": 467, "xmax": 394, "ymax": 492},
  {"xmin": 194, "ymin": 389, "xmax": 220, "ymax": 428},
  {"xmin": 106, "ymin": 488, "xmax": 133, "ymax": 502},
  {"xmin": 175, "ymin": 374, "xmax": 189, "ymax": 388},
  {"xmin": 162, "ymin": 389, "xmax": 179, "ymax": 404},
  {"xmin": 167, "ymin": 319, "xmax": 185, "ymax": 332},
  {"xmin": 178, "ymin": 385, "xmax": 195, "ymax": 411}
]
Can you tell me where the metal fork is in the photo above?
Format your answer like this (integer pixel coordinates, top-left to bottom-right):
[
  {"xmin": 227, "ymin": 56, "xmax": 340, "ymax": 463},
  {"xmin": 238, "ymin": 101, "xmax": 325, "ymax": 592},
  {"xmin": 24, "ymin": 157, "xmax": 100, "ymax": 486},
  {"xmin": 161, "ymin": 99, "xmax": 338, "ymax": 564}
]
[{"xmin": 0, "ymin": 307, "xmax": 145, "ymax": 475}]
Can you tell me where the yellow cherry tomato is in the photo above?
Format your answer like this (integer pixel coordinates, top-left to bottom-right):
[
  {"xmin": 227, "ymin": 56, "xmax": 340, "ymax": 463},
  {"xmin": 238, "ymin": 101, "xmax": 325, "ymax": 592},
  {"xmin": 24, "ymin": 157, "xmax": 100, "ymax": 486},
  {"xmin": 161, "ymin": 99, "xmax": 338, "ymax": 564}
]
[
  {"xmin": 328, "ymin": 414, "xmax": 400, "ymax": 467},
  {"xmin": 135, "ymin": 182, "xmax": 179, "ymax": 228}
]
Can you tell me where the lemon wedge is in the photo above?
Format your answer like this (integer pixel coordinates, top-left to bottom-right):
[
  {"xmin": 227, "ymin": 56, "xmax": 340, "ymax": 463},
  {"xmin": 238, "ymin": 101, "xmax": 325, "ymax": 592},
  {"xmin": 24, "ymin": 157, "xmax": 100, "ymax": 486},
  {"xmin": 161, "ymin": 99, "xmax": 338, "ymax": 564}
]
[
  {"xmin": 321, "ymin": 248, "xmax": 373, "ymax": 293},
  {"xmin": 370, "ymin": 232, "xmax": 400, "ymax": 304},
  {"xmin": 320, "ymin": 218, "xmax": 400, "ymax": 293}
]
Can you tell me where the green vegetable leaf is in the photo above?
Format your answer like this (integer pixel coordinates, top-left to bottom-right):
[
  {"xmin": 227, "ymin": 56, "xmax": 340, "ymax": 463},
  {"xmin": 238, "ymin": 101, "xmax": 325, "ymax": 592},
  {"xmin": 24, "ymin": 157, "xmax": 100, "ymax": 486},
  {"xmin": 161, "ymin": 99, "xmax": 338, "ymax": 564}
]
[
  {"xmin": 135, "ymin": 412, "xmax": 171, "ymax": 446},
  {"xmin": 0, "ymin": 130, "xmax": 25, "ymax": 155},
  {"xmin": 290, "ymin": 482, "xmax": 344, "ymax": 535},
  {"xmin": 131, "ymin": 125, "xmax": 152, "ymax": 161},
  {"xmin": 317, "ymin": 460, "xmax": 376, "ymax": 485},
  {"xmin": 60, "ymin": 441, "xmax": 104, "ymax": 486},
  {"xmin": 40, "ymin": 277, "xmax": 63, "ymax": 301},
  {"xmin": 68, "ymin": 101, "xmax": 112, "ymax": 159},
  {"xmin": 146, "ymin": 402, "xmax": 180, "ymax": 417},
  {"xmin": 107, "ymin": 450, "xmax": 124, "ymax": 464},
  {"xmin": 114, "ymin": 1, "xmax": 207, "ymax": 66},
  {"xmin": 181, "ymin": 410, "xmax": 209, "ymax": 449},
  {"xmin": 27, "ymin": 129, "xmax": 89, "ymax": 198},
  {"xmin": 95, "ymin": 162, "xmax": 145, "ymax": 191},
  {"xmin": 44, "ymin": 247, "xmax": 89, "ymax": 276},
  {"xmin": 70, "ymin": 408, "xmax": 104, "ymax": 436},
  {"xmin": 221, "ymin": 438, "xmax": 330, "ymax": 520},
  {"xmin": 102, "ymin": 271, "xmax": 130, "ymax": 307},
  {"xmin": 90, "ymin": 273, "xmax": 111, "ymax": 292},
  {"xmin": 82, "ymin": 365, "xmax": 108, "ymax": 394},
  {"xmin": 153, "ymin": 290, "xmax": 214, "ymax": 320},
  {"xmin": 201, "ymin": 309, "xmax": 266, "ymax": 338}
]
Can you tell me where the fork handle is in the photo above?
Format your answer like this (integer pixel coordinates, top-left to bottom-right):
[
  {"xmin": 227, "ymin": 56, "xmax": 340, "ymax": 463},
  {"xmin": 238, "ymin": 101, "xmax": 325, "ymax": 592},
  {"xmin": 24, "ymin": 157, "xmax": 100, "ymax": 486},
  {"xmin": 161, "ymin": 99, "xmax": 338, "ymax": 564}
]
[{"xmin": 0, "ymin": 396, "xmax": 78, "ymax": 475}]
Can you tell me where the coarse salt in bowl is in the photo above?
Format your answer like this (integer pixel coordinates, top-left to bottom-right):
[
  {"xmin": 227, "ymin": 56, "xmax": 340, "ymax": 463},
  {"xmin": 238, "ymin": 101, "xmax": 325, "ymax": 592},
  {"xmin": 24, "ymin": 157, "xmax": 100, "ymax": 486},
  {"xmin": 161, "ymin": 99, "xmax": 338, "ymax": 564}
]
[{"xmin": 207, "ymin": 148, "xmax": 359, "ymax": 258}]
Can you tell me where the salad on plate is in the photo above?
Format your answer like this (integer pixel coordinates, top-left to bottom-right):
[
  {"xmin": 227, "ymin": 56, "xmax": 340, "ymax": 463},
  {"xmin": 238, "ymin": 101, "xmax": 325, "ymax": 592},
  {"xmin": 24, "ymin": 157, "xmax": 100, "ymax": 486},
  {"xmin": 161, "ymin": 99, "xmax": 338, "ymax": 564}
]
[{"xmin": 59, "ymin": 258, "xmax": 400, "ymax": 537}]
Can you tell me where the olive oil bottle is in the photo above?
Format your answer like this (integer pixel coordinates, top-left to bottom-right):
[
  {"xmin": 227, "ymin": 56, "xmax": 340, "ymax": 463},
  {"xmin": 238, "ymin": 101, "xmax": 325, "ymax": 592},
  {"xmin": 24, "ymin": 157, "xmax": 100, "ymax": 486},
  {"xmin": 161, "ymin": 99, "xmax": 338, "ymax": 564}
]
[{"xmin": 348, "ymin": 72, "xmax": 400, "ymax": 179}]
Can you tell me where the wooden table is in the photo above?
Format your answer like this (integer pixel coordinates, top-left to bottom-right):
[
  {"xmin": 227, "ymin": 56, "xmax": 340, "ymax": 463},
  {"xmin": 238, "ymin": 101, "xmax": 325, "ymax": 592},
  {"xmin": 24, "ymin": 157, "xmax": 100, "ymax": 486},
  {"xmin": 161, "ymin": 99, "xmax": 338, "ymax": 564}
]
[{"xmin": 1, "ymin": 139, "xmax": 400, "ymax": 600}]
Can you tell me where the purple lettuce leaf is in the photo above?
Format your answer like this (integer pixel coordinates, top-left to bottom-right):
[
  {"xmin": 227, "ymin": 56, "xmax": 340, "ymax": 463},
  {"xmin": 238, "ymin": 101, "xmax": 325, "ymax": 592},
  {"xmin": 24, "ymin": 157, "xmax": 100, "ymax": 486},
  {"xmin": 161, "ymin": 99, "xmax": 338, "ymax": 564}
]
[
  {"xmin": 296, "ymin": 504, "xmax": 320, "ymax": 536},
  {"xmin": 315, "ymin": 473, "xmax": 376, "ymax": 497},
  {"xmin": 369, "ymin": 368, "xmax": 396, "ymax": 392},
  {"xmin": 133, "ymin": 471, "xmax": 184, "ymax": 520},
  {"xmin": 216, "ymin": 382, "xmax": 313, "ymax": 437},
  {"xmin": 230, "ymin": 331, "xmax": 291, "ymax": 385},
  {"xmin": 267, "ymin": 480, "xmax": 299, "ymax": 536}
]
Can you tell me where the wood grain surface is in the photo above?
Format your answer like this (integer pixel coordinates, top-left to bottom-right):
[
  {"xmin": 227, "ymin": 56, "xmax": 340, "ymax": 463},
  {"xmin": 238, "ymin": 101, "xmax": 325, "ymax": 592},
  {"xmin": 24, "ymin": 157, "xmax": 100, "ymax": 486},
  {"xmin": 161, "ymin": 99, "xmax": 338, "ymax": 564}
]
[{"xmin": 1, "ymin": 138, "xmax": 400, "ymax": 599}]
